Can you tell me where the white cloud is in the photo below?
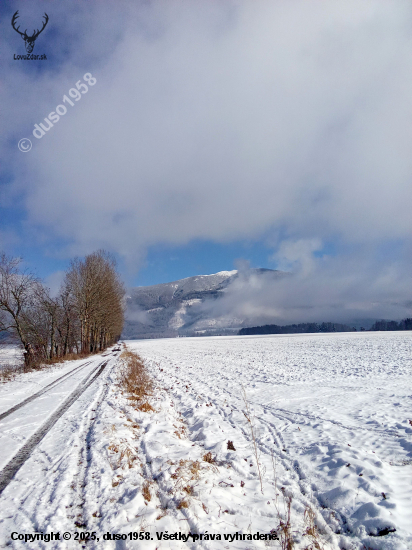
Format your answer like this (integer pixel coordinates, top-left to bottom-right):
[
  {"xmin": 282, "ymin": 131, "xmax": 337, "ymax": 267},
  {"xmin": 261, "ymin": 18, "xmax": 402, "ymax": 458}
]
[
  {"xmin": 193, "ymin": 249, "xmax": 412, "ymax": 326},
  {"xmin": 2, "ymin": 0, "xmax": 412, "ymax": 319},
  {"xmin": 272, "ymin": 238, "xmax": 322, "ymax": 275}
]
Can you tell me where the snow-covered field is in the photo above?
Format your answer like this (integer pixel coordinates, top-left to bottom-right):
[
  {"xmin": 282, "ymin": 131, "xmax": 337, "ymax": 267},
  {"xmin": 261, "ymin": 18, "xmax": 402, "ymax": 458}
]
[
  {"xmin": 0, "ymin": 345, "xmax": 24, "ymax": 370},
  {"xmin": 0, "ymin": 332, "xmax": 410, "ymax": 549},
  {"xmin": 130, "ymin": 332, "xmax": 412, "ymax": 549}
]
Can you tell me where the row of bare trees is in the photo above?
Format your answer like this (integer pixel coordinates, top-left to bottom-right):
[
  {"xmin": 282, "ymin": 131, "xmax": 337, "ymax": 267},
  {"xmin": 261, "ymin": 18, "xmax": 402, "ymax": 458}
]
[{"xmin": 0, "ymin": 250, "xmax": 125, "ymax": 367}]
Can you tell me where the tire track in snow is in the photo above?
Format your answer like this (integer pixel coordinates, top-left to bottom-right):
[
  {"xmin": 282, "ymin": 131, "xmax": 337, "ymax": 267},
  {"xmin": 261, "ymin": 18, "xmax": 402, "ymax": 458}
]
[
  {"xmin": 0, "ymin": 360, "xmax": 93, "ymax": 422},
  {"xmin": 0, "ymin": 359, "xmax": 109, "ymax": 496},
  {"xmin": 66, "ymin": 363, "xmax": 114, "ymax": 534}
]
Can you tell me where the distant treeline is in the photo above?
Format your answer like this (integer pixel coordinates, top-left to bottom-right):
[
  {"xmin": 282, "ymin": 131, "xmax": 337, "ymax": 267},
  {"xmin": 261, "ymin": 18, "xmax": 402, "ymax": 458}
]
[
  {"xmin": 239, "ymin": 322, "xmax": 356, "ymax": 335},
  {"xmin": 239, "ymin": 319, "xmax": 412, "ymax": 336},
  {"xmin": 370, "ymin": 318, "xmax": 412, "ymax": 331}
]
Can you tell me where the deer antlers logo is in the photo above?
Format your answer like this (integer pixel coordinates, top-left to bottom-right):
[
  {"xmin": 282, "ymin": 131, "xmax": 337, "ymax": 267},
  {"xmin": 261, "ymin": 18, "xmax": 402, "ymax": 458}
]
[{"xmin": 11, "ymin": 10, "xmax": 49, "ymax": 54}]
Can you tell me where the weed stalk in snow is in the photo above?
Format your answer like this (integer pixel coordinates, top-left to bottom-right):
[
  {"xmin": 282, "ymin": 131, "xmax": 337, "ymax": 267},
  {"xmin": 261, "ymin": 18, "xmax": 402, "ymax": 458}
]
[{"xmin": 241, "ymin": 384, "xmax": 264, "ymax": 494}]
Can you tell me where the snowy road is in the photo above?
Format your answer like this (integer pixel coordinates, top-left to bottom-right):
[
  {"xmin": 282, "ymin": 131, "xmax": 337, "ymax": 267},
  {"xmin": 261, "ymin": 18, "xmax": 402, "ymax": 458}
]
[
  {"xmin": 0, "ymin": 359, "xmax": 109, "ymax": 495},
  {"xmin": 131, "ymin": 331, "xmax": 412, "ymax": 550},
  {"xmin": 0, "ymin": 357, "xmax": 110, "ymax": 478},
  {"xmin": 0, "ymin": 351, "xmax": 121, "ymax": 548}
]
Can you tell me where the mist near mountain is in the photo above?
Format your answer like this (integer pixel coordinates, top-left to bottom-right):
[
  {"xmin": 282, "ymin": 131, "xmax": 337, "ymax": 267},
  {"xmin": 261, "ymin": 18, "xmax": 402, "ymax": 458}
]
[
  {"xmin": 123, "ymin": 268, "xmax": 284, "ymax": 339},
  {"xmin": 123, "ymin": 260, "xmax": 412, "ymax": 339}
]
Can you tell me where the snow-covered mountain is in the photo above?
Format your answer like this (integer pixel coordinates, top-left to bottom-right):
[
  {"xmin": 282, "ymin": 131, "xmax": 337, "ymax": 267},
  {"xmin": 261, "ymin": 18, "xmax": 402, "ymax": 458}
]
[{"xmin": 123, "ymin": 268, "xmax": 283, "ymax": 339}]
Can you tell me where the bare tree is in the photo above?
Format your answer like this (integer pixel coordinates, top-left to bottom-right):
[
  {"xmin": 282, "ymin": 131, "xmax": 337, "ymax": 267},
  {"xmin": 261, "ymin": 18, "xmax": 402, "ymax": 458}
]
[
  {"xmin": 22, "ymin": 284, "xmax": 61, "ymax": 361},
  {"xmin": 55, "ymin": 282, "xmax": 79, "ymax": 356},
  {"xmin": 1, "ymin": 250, "xmax": 125, "ymax": 367},
  {"xmin": 0, "ymin": 253, "xmax": 41, "ymax": 366},
  {"xmin": 63, "ymin": 250, "xmax": 125, "ymax": 353}
]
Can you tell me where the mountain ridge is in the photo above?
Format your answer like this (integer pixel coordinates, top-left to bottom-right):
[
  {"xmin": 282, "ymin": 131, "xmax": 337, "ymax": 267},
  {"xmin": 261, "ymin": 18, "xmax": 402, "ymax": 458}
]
[{"xmin": 123, "ymin": 268, "xmax": 284, "ymax": 339}]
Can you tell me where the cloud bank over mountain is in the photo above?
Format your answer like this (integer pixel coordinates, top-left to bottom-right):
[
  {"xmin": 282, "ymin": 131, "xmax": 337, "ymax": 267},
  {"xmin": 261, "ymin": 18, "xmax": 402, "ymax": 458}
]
[
  {"xmin": 124, "ymin": 263, "xmax": 411, "ymax": 339},
  {"xmin": 123, "ymin": 269, "xmax": 287, "ymax": 338}
]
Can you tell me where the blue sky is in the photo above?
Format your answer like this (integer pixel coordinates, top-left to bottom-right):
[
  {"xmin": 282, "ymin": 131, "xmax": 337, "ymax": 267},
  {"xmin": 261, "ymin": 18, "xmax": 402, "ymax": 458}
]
[
  {"xmin": 1, "ymin": 0, "xmax": 411, "ymax": 322},
  {"xmin": 134, "ymin": 240, "xmax": 274, "ymax": 287}
]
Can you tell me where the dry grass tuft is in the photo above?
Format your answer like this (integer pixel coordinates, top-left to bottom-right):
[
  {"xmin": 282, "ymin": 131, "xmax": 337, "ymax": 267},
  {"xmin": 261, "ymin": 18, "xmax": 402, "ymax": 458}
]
[
  {"xmin": 203, "ymin": 451, "xmax": 215, "ymax": 464},
  {"xmin": 303, "ymin": 507, "xmax": 324, "ymax": 550},
  {"xmin": 173, "ymin": 424, "xmax": 187, "ymax": 439},
  {"xmin": 173, "ymin": 459, "xmax": 201, "ymax": 481},
  {"xmin": 0, "ymin": 357, "xmax": 52, "ymax": 383},
  {"xmin": 277, "ymin": 516, "xmax": 293, "ymax": 548},
  {"xmin": 0, "ymin": 365, "xmax": 17, "ymax": 383},
  {"xmin": 0, "ymin": 346, "xmax": 95, "ymax": 384},
  {"xmin": 125, "ymin": 419, "xmax": 140, "ymax": 429},
  {"xmin": 176, "ymin": 499, "xmax": 189, "ymax": 510},
  {"xmin": 108, "ymin": 440, "xmax": 137, "ymax": 469},
  {"xmin": 112, "ymin": 474, "xmax": 123, "ymax": 487},
  {"xmin": 168, "ymin": 459, "xmax": 202, "ymax": 507},
  {"xmin": 138, "ymin": 402, "xmax": 154, "ymax": 413},
  {"xmin": 275, "ymin": 489, "xmax": 294, "ymax": 550},
  {"xmin": 156, "ymin": 509, "xmax": 167, "ymax": 520},
  {"xmin": 142, "ymin": 480, "xmax": 152, "ymax": 502},
  {"xmin": 118, "ymin": 348, "xmax": 154, "ymax": 406}
]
